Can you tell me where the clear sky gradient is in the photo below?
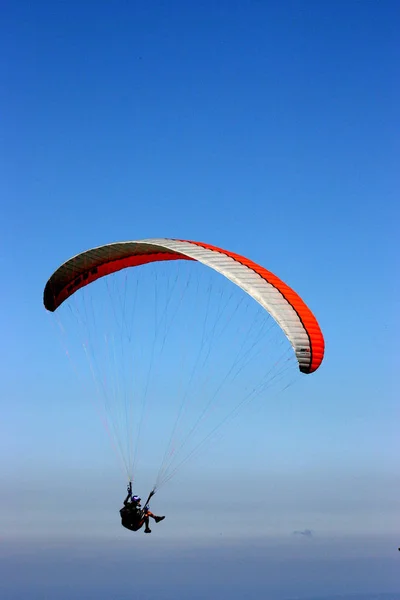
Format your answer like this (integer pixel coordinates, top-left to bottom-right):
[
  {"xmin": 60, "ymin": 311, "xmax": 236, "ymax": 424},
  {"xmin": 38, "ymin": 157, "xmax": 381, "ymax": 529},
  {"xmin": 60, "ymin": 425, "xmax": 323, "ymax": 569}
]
[{"xmin": 1, "ymin": 1, "xmax": 398, "ymax": 598}]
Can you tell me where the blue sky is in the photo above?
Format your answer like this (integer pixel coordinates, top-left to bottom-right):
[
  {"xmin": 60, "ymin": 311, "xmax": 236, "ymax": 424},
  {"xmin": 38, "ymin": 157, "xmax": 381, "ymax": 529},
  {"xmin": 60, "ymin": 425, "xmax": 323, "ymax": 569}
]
[{"xmin": 1, "ymin": 0, "xmax": 398, "ymax": 598}]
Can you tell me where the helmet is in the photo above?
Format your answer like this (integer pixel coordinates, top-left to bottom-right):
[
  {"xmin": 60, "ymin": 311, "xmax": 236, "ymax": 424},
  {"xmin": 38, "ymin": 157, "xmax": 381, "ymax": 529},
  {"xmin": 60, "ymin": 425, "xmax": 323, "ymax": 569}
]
[{"xmin": 132, "ymin": 496, "xmax": 141, "ymax": 502}]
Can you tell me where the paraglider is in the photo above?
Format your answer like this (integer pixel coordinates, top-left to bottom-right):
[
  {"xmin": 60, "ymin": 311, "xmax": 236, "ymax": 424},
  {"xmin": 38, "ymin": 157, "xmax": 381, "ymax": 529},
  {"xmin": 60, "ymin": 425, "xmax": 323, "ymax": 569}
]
[
  {"xmin": 120, "ymin": 482, "xmax": 165, "ymax": 533},
  {"xmin": 43, "ymin": 238, "xmax": 325, "ymax": 532}
]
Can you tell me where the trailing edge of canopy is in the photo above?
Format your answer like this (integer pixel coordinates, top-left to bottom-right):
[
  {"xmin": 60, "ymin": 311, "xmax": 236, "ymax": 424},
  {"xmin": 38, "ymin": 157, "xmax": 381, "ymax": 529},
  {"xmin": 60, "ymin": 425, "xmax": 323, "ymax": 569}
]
[{"xmin": 43, "ymin": 238, "xmax": 325, "ymax": 374}]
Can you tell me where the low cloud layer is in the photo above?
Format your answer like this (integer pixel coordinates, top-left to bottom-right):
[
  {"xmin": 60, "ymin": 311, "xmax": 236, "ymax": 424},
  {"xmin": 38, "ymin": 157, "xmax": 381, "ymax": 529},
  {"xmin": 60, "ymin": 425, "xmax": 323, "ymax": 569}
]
[{"xmin": 293, "ymin": 528, "xmax": 313, "ymax": 538}]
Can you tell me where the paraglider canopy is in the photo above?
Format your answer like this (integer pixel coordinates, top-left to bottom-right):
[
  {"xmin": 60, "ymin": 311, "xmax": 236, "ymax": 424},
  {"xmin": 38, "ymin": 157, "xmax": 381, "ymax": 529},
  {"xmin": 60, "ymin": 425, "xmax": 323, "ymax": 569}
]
[{"xmin": 44, "ymin": 238, "xmax": 324, "ymax": 374}]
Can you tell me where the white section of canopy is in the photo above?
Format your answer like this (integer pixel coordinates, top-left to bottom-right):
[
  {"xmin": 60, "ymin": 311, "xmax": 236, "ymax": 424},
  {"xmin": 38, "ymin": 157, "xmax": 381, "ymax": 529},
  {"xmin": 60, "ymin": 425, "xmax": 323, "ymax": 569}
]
[{"xmin": 141, "ymin": 239, "xmax": 311, "ymax": 371}]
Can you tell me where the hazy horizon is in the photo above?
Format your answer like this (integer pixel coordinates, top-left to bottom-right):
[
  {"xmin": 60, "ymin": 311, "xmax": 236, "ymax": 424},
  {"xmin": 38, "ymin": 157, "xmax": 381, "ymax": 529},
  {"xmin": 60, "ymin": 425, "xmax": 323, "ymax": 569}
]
[{"xmin": 1, "ymin": 534, "xmax": 399, "ymax": 600}]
